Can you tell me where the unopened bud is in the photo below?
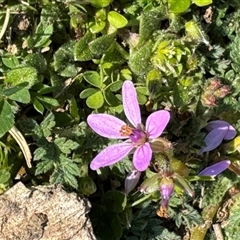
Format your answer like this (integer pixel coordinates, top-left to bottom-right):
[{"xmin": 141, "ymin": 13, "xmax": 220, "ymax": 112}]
[
  {"xmin": 160, "ymin": 177, "xmax": 174, "ymax": 209},
  {"xmin": 124, "ymin": 169, "xmax": 141, "ymax": 194},
  {"xmin": 214, "ymin": 85, "xmax": 230, "ymax": 98},
  {"xmin": 201, "ymin": 94, "xmax": 216, "ymax": 107},
  {"xmin": 208, "ymin": 78, "xmax": 222, "ymax": 91},
  {"xmin": 150, "ymin": 137, "xmax": 173, "ymax": 153}
]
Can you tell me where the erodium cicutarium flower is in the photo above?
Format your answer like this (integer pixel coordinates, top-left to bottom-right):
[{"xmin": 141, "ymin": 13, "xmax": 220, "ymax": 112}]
[{"xmin": 87, "ymin": 80, "xmax": 170, "ymax": 171}]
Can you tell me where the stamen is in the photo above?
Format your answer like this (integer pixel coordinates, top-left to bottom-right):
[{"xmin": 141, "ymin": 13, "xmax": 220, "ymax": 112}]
[{"xmin": 120, "ymin": 125, "xmax": 133, "ymax": 136}]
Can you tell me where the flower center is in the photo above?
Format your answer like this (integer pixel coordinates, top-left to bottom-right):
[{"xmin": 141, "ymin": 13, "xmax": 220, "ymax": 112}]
[{"xmin": 120, "ymin": 125, "xmax": 147, "ymax": 145}]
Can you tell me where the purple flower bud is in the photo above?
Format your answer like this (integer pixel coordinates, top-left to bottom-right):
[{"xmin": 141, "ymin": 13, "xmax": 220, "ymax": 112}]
[
  {"xmin": 160, "ymin": 177, "xmax": 174, "ymax": 208},
  {"xmin": 124, "ymin": 169, "xmax": 141, "ymax": 194},
  {"xmin": 198, "ymin": 160, "xmax": 231, "ymax": 177}
]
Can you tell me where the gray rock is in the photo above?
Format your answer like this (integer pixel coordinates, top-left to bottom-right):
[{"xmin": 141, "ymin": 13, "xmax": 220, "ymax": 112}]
[{"xmin": 0, "ymin": 182, "xmax": 96, "ymax": 240}]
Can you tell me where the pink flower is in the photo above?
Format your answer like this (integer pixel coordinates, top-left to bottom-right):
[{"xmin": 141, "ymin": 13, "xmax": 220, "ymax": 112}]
[{"xmin": 87, "ymin": 80, "xmax": 170, "ymax": 171}]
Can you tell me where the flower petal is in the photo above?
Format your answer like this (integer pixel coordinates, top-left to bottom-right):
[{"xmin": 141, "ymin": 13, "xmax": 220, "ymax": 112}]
[
  {"xmin": 146, "ymin": 110, "xmax": 170, "ymax": 138},
  {"xmin": 133, "ymin": 143, "xmax": 152, "ymax": 171},
  {"xmin": 124, "ymin": 170, "xmax": 141, "ymax": 194},
  {"xmin": 90, "ymin": 142, "xmax": 134, "ymax": 170},
  {"xmin": 122, "ymin": 80, "xmax": 141, "ymax": 128},
  {"xmin": 206, "ymin": 120, "xmax": 236, "ymax": 140},
  {"xmin": 199, "ymin": 160, "xmax": 231, "ymax": 176},
  {"xmin": 87, "ymin": 114, "xmax": 127, "ymax": 139},
  {"xmin": 199, "ymin": 127, "xmax": 228, "ymax": 154}
]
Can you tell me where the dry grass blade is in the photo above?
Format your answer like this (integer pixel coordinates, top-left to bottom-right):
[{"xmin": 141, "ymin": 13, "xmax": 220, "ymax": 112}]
[{"xmin": 8, "ymin": 126, "xmax": 32, "ymax": 168}]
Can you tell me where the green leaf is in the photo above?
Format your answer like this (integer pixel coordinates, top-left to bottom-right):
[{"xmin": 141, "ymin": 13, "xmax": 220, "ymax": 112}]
[
  {"xmin": 104, "ymin": 90, "xmax": 119, "ymax": 106},
  {"xmin": 74, "ymin": 31, "xmax": 96, "ymax": 61},
  {"xmin": 61, "ymin": 157, "xmax": 80, "ymax": 176},
  {"xmin": 0, "ymin": 100, "xmax": 14, "ymax": 137},
  {"xmin": 193, "ymin": 0, "xmax": 212, "ymax": 6},
  {"xmin": 24, "ymin": 53, "xmax": 47, "ymax": 74},
  {"xmin": 34, "ymin": 24, "xmax": 53, "ymax": 48},
  {"xmin": 40, "ymin": 113, "xmax": 56, "ymax": 137},
  {"xmin": 34, "ymin": 147, "xmax": 46, "ymax": 161},
  {"xmin": 89, "ymin": 20, "xmax": 106, "ymax": 34},
  {"xmin": 89, "ymin": 33, "xmax": 115, "ymax": 56},
  {"xmin": 2, "ymin": 56, "xmax": 19, "ymax": 69},
  {"xmin": 0, "ymin": 169, "xmax": 11, "ymax": 184},
  {"xmin": 55, "ymin": 138, "xmax": 79, "ymax": 154},
  {"xmin": 83, "ymin": 71, "xmax": 102, "ymax": 88},
  {"xmin": 80, "ymin": 88, "xmax": 99, "ymax": 99},
  {"xmin": 6, "ymin": 67, "xmax": 39, "ymax": 88},
  {"xmin": 63, "ymin": 171, "xmax": 78, "ymax": 189},
  {"xmin": 35, "ymin": 159, "xmax": 54, "ymax": 175},
  {"xmin": 90, "ymin": 0, "xmax": 112, "ymax": 8},
  {"xmin": 68, "ymin": 96, "xmax": 80, "ymax": 121},
  {"xmin": 86, "ymin": 91, "xmax": 104, "ymax": 109},
  {"xmin": 138, "ymin": 9, "xmax": 164, "ymax": 46},
  {"xmin": 36, "ymin": 96, "xmax": 60, "ymax": 109},
  {"xmin": 103, "ymin": 190, "xmax": 127, "ymax": 213},
  {"xmin": 32, "ymin": 98, "xmax": 45, "ymax": 115},
  {"xmin": 107, "ymin": 11, "xmax": 128, "ymax": 29},
  {"xmin": 53, "ymin": 41, "xmax": 78, "ymax": 77},
  {"xmin": 224, "ymin": 193, "xmax": 240, "ymax": 239},
  {"xmin": 4, "ymin": 85, "xmax": 30, "ymax": 103},
  {"xmin": 168, "ymin": 0, "xmax": 191, "ymax": 13},
  {"xmin": 129, "ymin": 41, "xmax": 153, "ymax": 79},
  {"xmin": 107, "ymin": 80, "xmax": 123, "ymax": 92}
]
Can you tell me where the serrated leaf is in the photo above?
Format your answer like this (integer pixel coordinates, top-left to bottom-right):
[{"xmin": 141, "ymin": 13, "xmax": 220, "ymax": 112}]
[
  {"xmin": 86, "ymin": 91, "xmax": 104, "ymax": 109},
  {"xmin": 74, "ymin": 31, "xmax": 96, "ymax": 61},
  {"xmin": 55, "ymin": 138, "xmax": 79, "ymax": 154},
  {"xmin": 4, "ymin": 85, "xmax": 30, "ymax": 103},
  {"xmin": 89, "ymin": 33, "xmax": 115, "ymax": 55},
  {"xmin": 83, "ymin": 71, "xmax": 102, "ymax": 88},
  {"xmin": 34, "ymin": 147, "xmax": 46, "ymax": 161},
  {"xmin": 63, "ymin": 171, "xmax": 78, "ymax": 189},
  {"xmin": 35, "ymin": 159, "xmax": 54, "ymax": 175},
  {"xmin": 0, "ymin": 100, "xmax": 14, "ymax": 137},
  {"xmin": 107, "ymin": 11, "xmax": 128, "ymax": 29},
  {"xmin": 6, "ymin": 67, "xmax": 39, "ymax": 88},
  {"xmin": 40, "ymin": 113, "xmax": 56, "ymax": 137},
  {"xmin": 61, "ymin": 158, "xmax": 80, "ymax": 176},
  {"xmin": 80, "ymin": 88, "xmax": 99, "ymax": 99},
  {"xmin": 168, "ymin": 0, "xmax": 190, "ymax": 13}
]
